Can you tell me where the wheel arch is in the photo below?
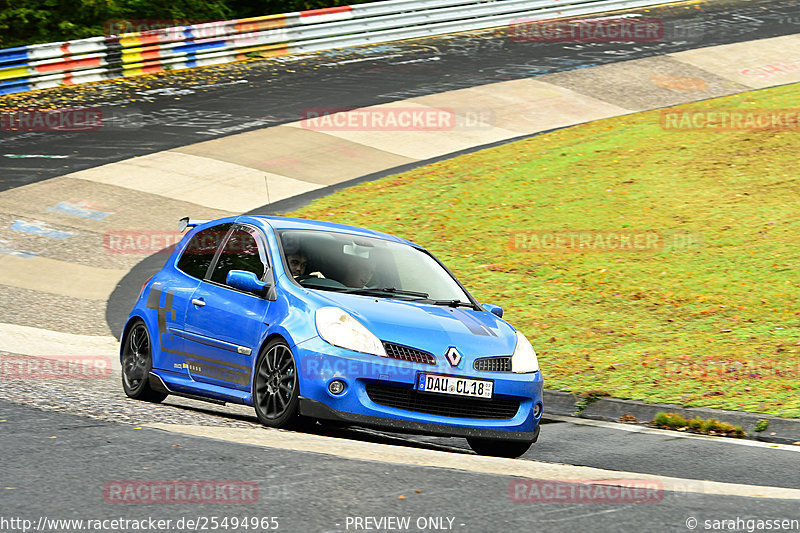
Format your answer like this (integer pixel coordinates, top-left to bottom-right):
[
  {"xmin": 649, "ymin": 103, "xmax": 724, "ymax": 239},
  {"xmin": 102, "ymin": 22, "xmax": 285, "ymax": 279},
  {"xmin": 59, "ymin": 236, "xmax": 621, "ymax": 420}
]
[
  {"xmin": 251, "ymin": 332, "xmax": 294, "ymax": 390},
  {"xmin": 257, "ymin": 332, "xmax": 292, "ymax": 356},
  {"xmin": 119, "ymin": 312, "xmax": 158, "ymax": 365}
]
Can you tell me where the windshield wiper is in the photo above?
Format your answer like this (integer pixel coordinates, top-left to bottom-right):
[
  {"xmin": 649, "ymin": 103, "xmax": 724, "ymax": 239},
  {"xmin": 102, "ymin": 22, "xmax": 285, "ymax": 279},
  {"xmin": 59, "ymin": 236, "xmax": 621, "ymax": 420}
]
[
  {"xmin": 429, "ymin": 299, "xmax": 476, "ymax": 308},
  {"xmin": 343, "ymin": 287, "xmax": 429, "ymax": 299}
]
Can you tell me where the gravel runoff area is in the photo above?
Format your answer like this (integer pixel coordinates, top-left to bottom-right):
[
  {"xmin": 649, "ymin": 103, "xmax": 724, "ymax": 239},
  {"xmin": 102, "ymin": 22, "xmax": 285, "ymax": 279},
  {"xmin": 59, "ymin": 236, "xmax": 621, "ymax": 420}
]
[{"xmin": 0, "ymin": 352, "xmax": 261, "ymax": 429}]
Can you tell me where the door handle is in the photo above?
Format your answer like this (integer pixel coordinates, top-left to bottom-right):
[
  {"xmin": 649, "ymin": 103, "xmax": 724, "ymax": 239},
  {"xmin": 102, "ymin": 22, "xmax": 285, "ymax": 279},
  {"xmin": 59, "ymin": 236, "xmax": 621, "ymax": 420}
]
[{"xmin": 191, "ymin": 298, "xmax": 206, "ymax": 307}]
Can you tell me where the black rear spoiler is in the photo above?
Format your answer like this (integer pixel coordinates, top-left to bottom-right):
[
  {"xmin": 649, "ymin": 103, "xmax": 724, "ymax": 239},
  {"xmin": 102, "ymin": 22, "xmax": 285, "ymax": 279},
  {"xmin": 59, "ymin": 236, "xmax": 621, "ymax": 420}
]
[{"xmin": 178, "ymin": 217, "xmax": 210, "ymax": 232}]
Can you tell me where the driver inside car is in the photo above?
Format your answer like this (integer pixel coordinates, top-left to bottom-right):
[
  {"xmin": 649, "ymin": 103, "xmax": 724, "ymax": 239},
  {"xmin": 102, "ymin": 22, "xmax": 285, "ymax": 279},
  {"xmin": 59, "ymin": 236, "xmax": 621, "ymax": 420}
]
[
  {"xmin": 286, "ymin": 252, "xmax": 308, "ymax": 278},
  {"xmin": 285, "ymin": 249, "xmax": 325, "ymax": 281}
]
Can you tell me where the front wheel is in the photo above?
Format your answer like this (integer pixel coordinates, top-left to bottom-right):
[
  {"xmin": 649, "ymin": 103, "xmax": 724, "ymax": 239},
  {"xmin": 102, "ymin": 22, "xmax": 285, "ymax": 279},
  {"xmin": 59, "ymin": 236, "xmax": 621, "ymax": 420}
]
[
  {"xmin": 121, "ymin": 321, "xmax": 167, "ymax": 403},
  {"xmin": 466, "ymin": 438, "xmax": 533, "ymax": 458},
  {"xmin": 253, "ymin": 339, "xmax": 301, "ymax": 428}
]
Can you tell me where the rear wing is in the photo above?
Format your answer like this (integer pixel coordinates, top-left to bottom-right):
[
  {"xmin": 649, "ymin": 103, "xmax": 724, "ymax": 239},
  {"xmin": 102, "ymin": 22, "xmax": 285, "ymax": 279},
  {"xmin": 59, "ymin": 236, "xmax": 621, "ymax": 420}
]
[{"xmin": 178, "ymin": 217, "xmax": 210, "ymax": 232}]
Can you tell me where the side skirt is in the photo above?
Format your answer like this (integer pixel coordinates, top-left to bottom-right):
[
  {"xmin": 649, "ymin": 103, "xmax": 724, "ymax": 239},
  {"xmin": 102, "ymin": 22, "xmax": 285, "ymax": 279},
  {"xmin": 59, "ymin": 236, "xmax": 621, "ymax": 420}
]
[{"xmin": 149, "ymin": 371, "xmax": 253, "ymax": 406}]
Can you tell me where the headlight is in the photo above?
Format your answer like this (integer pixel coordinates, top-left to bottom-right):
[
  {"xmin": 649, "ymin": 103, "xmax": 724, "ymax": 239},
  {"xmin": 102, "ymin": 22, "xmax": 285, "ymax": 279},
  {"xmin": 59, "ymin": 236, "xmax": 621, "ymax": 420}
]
[
  {"xmin": 511, "ymin": 331, "xmax": 539, "ymax": 373},
  {"xmin": 315, "ymin": 307, "xmax": 387, "ymax": 357}
]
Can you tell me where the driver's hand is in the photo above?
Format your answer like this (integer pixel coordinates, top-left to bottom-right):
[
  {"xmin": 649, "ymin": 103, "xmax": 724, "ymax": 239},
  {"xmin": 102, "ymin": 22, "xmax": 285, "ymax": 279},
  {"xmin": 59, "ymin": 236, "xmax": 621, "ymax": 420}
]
[{"xmin": 309, "ymin": 271, "xmax": 325, "ymax": 278}]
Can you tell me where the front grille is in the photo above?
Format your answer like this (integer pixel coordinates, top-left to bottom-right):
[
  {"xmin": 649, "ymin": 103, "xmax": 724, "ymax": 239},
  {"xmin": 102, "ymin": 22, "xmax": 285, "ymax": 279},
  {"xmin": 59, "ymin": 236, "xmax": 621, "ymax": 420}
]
[
  {"xmin": 382, "ymin": 342, "xmax": 436, "ymax": 365},
  {"xmin": 474, "ymin": 356, "xmax": 512, "ymax": 372},
  {"xmin": 366, "ymin": 383, "xmax": 520, "ymax": 419}
]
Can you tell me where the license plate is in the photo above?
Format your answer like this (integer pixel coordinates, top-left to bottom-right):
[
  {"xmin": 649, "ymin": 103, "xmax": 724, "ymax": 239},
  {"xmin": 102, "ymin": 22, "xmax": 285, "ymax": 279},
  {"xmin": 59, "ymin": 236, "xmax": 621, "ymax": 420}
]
[{"xmin": 418, "ymin": 373, "xmax": 493, "ymax": 399}]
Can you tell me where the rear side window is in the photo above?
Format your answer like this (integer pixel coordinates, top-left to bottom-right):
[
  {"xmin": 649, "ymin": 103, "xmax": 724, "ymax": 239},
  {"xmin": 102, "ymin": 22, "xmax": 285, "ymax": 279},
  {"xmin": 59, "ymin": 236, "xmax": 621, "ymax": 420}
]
[
  {"xmin": 176, "ymin": 223, "xmax": 233, "ymax": 279},
  {"xmin": 210, "ymin": 227, "xmax": 267, "ymax": 285}
]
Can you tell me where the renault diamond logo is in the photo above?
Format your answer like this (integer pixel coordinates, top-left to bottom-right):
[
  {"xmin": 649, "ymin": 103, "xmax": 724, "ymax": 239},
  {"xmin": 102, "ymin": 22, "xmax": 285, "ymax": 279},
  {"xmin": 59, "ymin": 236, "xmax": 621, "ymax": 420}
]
[{"xmin": 445, "ymin": 347, "xmax": 462, "ymax": 367}]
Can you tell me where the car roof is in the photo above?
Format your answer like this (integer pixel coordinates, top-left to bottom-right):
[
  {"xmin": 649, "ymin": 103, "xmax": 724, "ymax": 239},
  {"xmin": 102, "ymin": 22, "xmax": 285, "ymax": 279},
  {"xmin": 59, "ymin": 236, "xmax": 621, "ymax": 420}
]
[{"xmin": 239, "ymin": 215, "xmax": 419, "ymax": 247}]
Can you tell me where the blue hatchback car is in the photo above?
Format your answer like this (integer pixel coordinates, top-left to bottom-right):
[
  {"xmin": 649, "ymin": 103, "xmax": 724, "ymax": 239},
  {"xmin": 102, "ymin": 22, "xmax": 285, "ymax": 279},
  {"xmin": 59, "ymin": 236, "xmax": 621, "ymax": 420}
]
[{"xmin": 121, "ymin": 215, "xmax": 543, "ymax": 457}]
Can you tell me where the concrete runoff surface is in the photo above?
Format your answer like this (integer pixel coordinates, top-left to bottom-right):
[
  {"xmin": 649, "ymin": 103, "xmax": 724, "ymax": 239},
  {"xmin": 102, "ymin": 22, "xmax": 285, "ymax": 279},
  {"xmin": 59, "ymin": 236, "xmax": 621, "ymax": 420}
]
[
  {"xmin": 0, "ymin": 211, "xmax": 149, "ymax": 272},
  {"xmin": 0, "ymin": 177, "xmax": 232, "ymax": 234},
  {"xmin": 0, "ymin": 323, "xmax": 119, "ymax": 362},
  {"xmin": 401, "ymin": 79, "xmax": 632, "ymax": 134},
  {"xmin": 288, "ymin": 100, "xmax": 522, "ymax": 161},
  {"xmin": 175, "ymin": 125, "xmax": 416, "ymax": 186},
  {"xmin": 0, "ymin": 174, "xmax": 232, "ymax": 316},
  {"xmin": 539, "ymin": 55, "xmax": 753, "ymax": 111},
  {"xmin": 670, "ymin": 33, "xmax": 800, "ymax": 89},
  {"xmin": 67, "ymin": 151, "xmax": 325, "ymax": 213},
  {"xmin": 0, "ymin": 254, "xmax": 126, "ymax": 301}
]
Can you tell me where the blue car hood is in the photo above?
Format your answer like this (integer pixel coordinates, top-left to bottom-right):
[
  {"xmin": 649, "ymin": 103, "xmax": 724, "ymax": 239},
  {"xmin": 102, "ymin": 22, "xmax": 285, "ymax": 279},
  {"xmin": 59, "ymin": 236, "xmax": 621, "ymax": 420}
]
[{"xmin": 314, "ymin": 292, "xmax": 517, "ymax": 358}]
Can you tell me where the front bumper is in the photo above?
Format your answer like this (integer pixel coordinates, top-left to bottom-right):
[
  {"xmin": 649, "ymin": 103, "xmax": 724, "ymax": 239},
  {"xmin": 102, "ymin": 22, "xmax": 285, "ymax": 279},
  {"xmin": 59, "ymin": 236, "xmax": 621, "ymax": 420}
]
[
  {"xmin": 299, "ymin": 398, "xmax": 541, "ymax": 442},
  {"xmin": 294, "ymin": 336, "xmax": 544, "ymax": 442}
]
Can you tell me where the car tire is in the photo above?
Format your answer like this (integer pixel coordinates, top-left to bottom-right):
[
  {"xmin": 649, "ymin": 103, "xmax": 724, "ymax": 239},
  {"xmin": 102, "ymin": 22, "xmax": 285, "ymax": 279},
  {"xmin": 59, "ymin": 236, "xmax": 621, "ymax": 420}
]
[
  {"xmin": 253, "ymin": 339, "xmax": 302, "ymax": 428},
  {"xmin": 121, "ymin": 320, "xmax": 168, "ymax": 403},
  {"xmin": 466, "ymin": 438, "xmax": 534, "ymax": 458}
]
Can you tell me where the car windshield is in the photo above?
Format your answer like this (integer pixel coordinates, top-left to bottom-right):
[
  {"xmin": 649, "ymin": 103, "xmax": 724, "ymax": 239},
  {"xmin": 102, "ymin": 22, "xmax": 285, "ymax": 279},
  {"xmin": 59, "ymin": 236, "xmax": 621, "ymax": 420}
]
[{"xmin": 278, "ymin": 229, "xmax": 474, "ymax": 305}]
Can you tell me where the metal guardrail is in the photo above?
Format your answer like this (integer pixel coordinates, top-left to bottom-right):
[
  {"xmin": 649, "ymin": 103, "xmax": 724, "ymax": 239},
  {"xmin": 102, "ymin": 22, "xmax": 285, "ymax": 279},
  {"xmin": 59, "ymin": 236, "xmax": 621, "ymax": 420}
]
[{"xmin": 0, "ymin": 0, "xmax": 682, "ymax": 96}]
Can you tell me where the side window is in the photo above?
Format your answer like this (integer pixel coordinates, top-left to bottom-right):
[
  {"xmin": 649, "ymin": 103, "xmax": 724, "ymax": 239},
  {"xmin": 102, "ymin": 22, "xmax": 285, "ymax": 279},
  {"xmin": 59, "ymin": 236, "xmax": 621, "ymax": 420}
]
[
  {"xmin": 210, "ymin": 227, "xmax": 267, "ymax": 285},
  {"xmin": 177, "ymin": 223, "xmax": 232, "ymax": 279}
]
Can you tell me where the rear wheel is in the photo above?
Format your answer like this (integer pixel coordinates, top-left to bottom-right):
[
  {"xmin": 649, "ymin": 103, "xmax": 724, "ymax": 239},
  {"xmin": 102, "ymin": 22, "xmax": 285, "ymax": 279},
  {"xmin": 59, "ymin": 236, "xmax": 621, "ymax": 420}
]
[
  {"xmin": 253, "ymin": 339, "xmax": 301, "ymax": 428},
  {"xmin": 121, "ymin": 321, "xmax": 167, "ymax": 403},
  {"xmin": 466, "ymin": 438, "xmax": 533, "ymax": 458}
]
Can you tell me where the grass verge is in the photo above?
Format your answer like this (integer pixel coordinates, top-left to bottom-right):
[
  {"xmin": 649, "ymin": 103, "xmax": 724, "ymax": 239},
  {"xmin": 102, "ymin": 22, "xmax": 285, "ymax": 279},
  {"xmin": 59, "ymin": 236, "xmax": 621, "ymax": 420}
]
[
  {"xmin": 652, "ymin": 412, "xmax": 746, "ymax": 438},
  {"xmin": 287, "ymin": 83, "xmax": 800, "ymax": 417}
]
